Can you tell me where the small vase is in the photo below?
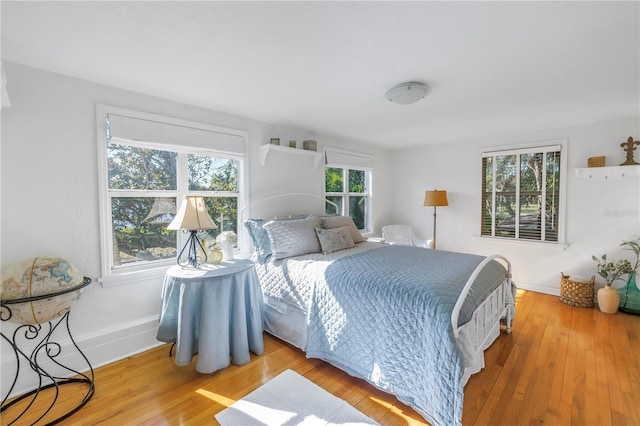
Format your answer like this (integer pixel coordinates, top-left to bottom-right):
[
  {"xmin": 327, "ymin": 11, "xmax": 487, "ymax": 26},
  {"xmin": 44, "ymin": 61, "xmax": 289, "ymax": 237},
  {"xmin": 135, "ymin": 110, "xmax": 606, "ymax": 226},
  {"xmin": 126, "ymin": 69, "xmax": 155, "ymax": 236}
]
[
  {"xmin": 618, "ymin": 272, "xmax": 640, "ymax": 315},
  {"xmin": 597, "ymin": 285, "xmax": 620, "ymax": 314},
  {"xmin": 221, "ymin": 242, "xmax": 234, "ymax": 261},
  {"xmin": 208, "ymin": 247, "xmax": 223, "ymax": 265}
]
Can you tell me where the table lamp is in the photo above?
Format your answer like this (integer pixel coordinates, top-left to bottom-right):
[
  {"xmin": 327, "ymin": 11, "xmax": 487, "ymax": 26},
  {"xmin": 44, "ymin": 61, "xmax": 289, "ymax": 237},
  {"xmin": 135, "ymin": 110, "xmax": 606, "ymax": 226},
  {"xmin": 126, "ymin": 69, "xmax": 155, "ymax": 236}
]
[
  {"xmin": 423, "ymin": 190, "xmax": 448, "ymax": 249},
  {"xmin": 167, "ymin": 196, "xmax": 217, "ymax": 267}
]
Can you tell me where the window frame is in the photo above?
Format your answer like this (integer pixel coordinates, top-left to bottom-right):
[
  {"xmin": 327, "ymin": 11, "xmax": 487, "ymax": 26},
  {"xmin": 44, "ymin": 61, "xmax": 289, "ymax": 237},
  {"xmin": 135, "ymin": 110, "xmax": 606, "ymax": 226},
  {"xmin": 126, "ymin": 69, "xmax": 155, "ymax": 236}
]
[
  {"xmin": 323, "ymin": 147, "xmax": 373, "ymax": 233},
  {"xmin": 480, "ymin": 140, "xmax": 567, "ymax": 245},
  {"xmin": 96, "ymin": 105, "xmax": 248, "ymax": 287}
]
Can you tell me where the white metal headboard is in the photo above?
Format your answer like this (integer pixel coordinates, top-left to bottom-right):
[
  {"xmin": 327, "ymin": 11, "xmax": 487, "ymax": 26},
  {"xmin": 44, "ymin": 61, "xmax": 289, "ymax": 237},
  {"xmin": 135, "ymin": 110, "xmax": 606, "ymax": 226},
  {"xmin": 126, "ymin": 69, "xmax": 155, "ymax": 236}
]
[{"xmin": 240, "ymin": 192, "xmax": 339, "ymax": 221}]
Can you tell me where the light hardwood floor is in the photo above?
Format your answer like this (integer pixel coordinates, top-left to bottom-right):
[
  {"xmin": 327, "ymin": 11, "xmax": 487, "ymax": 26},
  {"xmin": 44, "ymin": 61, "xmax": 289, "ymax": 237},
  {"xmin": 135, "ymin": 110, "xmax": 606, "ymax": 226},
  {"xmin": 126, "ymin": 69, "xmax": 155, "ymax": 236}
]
[{"xmin": 4, "ymin": 289, "xmax": 640, "ymax": 425}]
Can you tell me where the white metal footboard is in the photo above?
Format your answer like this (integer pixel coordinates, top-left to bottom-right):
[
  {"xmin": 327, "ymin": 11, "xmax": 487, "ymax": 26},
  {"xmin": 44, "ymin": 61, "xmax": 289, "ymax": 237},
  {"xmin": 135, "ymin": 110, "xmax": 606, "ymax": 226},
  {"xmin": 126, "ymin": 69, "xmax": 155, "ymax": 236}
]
[{"xmin": 451, "ymin": 254, "xmax": 513, "ymax": 339}]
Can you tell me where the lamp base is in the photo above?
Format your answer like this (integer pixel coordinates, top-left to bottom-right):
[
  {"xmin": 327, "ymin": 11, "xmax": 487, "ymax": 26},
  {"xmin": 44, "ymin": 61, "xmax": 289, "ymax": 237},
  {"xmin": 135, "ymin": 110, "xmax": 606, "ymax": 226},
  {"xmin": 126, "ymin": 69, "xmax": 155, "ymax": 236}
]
[
  {"xmin": 176, "ymin": 231, "xmax": 207, "ymax": 268},
  {"xmin": 432, "ymin": 207, "xmax": 438, "ymax": 250}
]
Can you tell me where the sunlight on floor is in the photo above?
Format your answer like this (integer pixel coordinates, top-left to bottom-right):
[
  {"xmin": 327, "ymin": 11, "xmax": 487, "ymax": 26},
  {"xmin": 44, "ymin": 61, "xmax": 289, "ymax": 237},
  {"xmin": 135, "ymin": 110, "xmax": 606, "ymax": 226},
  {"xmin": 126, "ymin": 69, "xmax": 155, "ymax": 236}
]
[
  {"xmin": 195, "ymin": 389, "xmax": 236, "ymax": 407},
  {"xmin": 370, "ymin": 396, "xmax": 423, "ymax": 425}
]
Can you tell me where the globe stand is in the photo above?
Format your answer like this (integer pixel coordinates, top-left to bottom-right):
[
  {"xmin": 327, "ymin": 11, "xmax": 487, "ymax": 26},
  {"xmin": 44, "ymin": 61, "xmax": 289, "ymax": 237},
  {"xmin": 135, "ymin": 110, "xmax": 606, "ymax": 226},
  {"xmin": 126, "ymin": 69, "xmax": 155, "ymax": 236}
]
[{"xmin": 1, "ymin": 277, "xmax": 94, "ymax": 425}]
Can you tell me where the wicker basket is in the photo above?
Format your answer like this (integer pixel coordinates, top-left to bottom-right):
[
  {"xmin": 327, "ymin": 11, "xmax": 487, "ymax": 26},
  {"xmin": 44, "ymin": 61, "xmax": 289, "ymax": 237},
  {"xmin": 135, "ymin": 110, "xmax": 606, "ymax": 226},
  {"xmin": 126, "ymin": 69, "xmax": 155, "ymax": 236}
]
[{"xmin": 560, "ymin": 273, "xmax": 595, "ymax": 308}]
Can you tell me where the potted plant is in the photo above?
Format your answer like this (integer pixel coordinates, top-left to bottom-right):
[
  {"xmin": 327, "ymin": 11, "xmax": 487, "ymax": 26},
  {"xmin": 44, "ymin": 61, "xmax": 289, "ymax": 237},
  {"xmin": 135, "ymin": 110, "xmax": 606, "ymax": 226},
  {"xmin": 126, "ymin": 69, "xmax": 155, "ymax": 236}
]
[{"xmin": 593, "ymin": 238, "xmax": 640, "ymax": 314}]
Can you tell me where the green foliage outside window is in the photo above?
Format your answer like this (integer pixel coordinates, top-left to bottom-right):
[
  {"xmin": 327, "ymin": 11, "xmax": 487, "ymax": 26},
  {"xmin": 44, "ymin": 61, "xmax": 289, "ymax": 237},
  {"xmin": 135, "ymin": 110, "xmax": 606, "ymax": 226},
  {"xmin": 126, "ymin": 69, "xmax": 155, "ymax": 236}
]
[
  {"xmin": 325, "ymin": 167, "xmax": 343, "ymax": 192},
  {"xmin": 108, "ymin": 144, "xmax": 177, "ymax": 190},
  {"xmin": 107, "ymin": 144, "xmax": 239, "ymax": 267},
  {"xmin": 189, "ymin": 154, "xmax": 239, "ymax": 239},
  {"xmin": 349, "ymin": 170, "xmax": 366, "ymax": 192},
  {"xmin": 482, "ymin": 149, "xmax": 560, "ymax": 242},
  {"xmin": 325, "ymin": 167, "xmax": 369, "ymax": 230},
  {"xmin": 111, "ymin": 197, "xmax": 176, "ymax": 264}
]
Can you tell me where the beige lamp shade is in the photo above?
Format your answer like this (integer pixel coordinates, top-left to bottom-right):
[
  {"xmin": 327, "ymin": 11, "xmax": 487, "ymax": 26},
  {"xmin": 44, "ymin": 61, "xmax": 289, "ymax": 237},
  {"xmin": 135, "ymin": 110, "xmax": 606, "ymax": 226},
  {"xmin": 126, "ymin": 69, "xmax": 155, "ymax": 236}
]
[
  {"xmin": 167, "ymin": 196, "xmax": 217, "ymax": 231},
  {"xmin": 424, "ymin": 190, "xmax": 449, "ymax": 207}
]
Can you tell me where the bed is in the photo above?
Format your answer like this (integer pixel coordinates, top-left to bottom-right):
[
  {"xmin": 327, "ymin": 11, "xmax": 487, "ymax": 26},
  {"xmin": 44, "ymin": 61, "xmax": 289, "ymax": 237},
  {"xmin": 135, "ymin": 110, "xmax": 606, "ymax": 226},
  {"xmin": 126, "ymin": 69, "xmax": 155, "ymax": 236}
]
[{"xmin": 244, "ymin": 211, "xmax": 515, "ymax": 426}]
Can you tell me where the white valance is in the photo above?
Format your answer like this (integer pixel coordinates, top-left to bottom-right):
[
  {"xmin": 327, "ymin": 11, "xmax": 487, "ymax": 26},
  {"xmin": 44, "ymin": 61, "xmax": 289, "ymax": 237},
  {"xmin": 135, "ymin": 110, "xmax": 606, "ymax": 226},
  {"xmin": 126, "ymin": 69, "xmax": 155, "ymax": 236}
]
[
  {"xmin": 107, "ymin": 113, "xmax": 245, "ymax": 156},
  {"xmin": 325, "ymin": 147, "xmax": 374, "ymax": 170}
]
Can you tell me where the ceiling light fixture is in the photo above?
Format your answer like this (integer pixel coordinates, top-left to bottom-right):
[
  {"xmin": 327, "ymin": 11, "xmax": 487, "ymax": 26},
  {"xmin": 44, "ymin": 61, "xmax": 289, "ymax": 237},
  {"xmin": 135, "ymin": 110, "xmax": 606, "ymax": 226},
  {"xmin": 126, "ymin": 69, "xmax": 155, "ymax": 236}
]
[{"xmin": 385, "ymin": 82, "xmax": 431, "ymax": 105}]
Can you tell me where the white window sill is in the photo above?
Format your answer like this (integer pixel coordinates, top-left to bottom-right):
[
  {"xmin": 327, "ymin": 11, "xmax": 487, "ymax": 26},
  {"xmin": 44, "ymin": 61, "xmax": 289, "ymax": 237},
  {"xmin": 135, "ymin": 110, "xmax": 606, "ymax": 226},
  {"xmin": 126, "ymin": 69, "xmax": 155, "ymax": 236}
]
[
  {"xmin": 474, "ymin": 235, "xmax": 568, "ymax": 251},
  {"xmin": 98, "ymin": 265, "xmax": 170, "ymax": 288},
  {"xmin": 98, "ymin": 249, "xmax": 245, "ymax": 288}
]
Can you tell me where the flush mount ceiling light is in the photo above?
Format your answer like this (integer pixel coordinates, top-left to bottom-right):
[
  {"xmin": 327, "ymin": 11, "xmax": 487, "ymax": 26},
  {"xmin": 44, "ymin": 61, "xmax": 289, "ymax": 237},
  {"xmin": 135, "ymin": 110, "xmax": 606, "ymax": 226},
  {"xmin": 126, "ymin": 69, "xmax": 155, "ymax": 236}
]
[{"xmin": 384, "ymin": 82, "xmax": 431, "ymax": 105}]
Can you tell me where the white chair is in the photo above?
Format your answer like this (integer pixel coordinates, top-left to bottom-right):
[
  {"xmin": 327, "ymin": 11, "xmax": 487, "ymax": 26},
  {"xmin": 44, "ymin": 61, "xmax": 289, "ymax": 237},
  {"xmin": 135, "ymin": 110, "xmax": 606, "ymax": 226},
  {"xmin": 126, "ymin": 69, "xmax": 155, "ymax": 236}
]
[{"xmin": 381, "ymin": 225, "xmax": 433, "ymax": 249}]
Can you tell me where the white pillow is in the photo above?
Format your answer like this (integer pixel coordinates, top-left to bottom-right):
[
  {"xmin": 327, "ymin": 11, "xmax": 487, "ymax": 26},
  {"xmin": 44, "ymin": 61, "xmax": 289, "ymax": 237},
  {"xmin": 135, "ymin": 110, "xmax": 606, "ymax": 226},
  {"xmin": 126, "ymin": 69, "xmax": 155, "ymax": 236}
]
[
  {"xmin": 315, "ymin": 226, "xmax": 355, "ymax": 254},
  {"xmin": 264, "ymin": 216, "xmax": 321, "ymax": 260},
  {"xmin": 319, "ymin": 216, "xmax": 366, "ymax": 243}
]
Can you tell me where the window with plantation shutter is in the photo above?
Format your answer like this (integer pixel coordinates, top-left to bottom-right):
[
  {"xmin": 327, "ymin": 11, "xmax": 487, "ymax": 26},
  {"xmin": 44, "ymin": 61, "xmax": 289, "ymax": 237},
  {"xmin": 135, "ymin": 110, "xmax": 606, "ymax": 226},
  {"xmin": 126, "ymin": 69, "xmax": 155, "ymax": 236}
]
[{"xmin": 481, "ymin": 143, "xmax": 565, "ymax": 243}]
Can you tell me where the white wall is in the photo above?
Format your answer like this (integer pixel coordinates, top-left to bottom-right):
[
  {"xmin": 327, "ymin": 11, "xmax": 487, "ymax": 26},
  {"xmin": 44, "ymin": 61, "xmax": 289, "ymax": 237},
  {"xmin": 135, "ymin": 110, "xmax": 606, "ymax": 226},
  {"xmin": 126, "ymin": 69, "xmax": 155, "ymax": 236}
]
[
  {"xmin": 0, "ymin": 62, "xmax": 392, "ymax": 394},
  {"xmin": 390, "ymin": 116, "xmax": 640, "ymax": 294},
  {"xmin": 3, "ymin": 60, "xmax": 636, "ymax": 395}
]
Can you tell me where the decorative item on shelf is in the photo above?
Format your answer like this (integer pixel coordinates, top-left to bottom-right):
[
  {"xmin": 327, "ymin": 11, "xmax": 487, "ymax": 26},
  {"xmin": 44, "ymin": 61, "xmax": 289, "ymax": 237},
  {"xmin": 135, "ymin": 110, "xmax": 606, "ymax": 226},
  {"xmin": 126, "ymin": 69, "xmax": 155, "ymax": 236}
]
[
  {"xmin": 593, "ymin": 238, "xmax": 640, "ymax": 314},
  {"xmin": 167, "ymin": 196, "xmax": 217, "ymax": 268},
  {"xmin": 619, "ymin": 136, "xmax": 640, "ymax": 166},
  {"xmin": 559, "ymin": 273, "xmax": 594, "ymax": 308},
  {"xmin": 216, "ymin": 231, "xmax": 238, "ymax": 261},
  {"xmin": 270, "ymin": 138, "xmax": 280, "ymax": 145},
  {"xmin": 587, "ymin": 156, "xmax": 605, "ymax": 167},
  {"xmin": 303, "ymin": 140, "xmax": 317, "ymax": 151},
  {"xmin": 423, "ymin": 189, "xmax": 448, "ymax": 249},
  {"xmin": 289, "ymin": 140, "xmax": 296, "ymax": 148}
]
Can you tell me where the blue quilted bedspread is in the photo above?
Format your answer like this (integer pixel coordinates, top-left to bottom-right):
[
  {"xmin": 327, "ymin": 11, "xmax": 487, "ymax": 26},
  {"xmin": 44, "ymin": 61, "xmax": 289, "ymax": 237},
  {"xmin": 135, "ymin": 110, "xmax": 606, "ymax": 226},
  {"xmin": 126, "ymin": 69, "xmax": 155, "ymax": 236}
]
[{"xmin": 305, "ymin": 245, "xmax": 508, "ymax": 426}]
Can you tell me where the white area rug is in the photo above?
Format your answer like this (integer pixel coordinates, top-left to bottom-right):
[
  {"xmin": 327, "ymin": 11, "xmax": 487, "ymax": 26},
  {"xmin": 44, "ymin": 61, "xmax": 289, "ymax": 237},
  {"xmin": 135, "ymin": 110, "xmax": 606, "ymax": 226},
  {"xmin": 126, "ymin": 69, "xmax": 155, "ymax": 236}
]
[{"xmin": 215, "ymin": 369, "xmax": 379, "ymax": 425}]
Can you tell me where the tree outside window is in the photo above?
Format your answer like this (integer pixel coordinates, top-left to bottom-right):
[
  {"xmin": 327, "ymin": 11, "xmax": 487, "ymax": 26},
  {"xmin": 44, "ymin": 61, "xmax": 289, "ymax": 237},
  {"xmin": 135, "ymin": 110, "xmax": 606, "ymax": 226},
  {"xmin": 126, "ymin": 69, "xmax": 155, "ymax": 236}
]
[
  {"xmin": 107, "ymin": 143, "xmax": 238, "ymax": 268},
  {"xmin": 325, "ymin": 167, "xmax": 370, "ymax": 230},
  {"xmin": 482, "ymin": 146, "xmax": 561, "ymax": 243}
]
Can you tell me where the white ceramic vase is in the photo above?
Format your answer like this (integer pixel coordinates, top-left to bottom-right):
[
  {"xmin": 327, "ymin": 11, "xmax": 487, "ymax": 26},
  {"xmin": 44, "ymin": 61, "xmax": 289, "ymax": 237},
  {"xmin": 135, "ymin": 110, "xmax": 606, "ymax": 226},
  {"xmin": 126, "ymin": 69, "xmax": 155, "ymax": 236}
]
[
  {"xmin": 597, "ymin": 285, "xmax": 620, "ymax": 314},
  {"xmin": 221, "ymin": 242, "xmax": 234, "ymax": 261}
]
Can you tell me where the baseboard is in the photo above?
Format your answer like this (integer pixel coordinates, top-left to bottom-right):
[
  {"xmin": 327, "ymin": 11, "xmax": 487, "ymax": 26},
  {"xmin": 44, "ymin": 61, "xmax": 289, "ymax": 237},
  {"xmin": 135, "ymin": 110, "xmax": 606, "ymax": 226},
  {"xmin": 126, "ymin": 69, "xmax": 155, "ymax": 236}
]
[
  {"xmin": 1, "ymin": 315, "xmax": 164, "ymax": 399},
  {"xmin": 515, "ymin": 281, "xmax": 560, "ymax": 296}
]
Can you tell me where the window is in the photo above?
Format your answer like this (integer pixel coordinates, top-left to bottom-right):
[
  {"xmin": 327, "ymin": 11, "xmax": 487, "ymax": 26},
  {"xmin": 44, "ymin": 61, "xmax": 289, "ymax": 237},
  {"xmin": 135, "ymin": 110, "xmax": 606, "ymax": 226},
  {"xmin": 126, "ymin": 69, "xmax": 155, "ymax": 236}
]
[
  {"xmin": 324, "ymin": 148, "xmax": 373, "ymax": 231},
  {"xmin": 481, "ymin": 142, "xmax": 565, "ymax": 243},
  {"xmin": 97, "ymin": 105, "xmax": 246, "ymax": 286}
]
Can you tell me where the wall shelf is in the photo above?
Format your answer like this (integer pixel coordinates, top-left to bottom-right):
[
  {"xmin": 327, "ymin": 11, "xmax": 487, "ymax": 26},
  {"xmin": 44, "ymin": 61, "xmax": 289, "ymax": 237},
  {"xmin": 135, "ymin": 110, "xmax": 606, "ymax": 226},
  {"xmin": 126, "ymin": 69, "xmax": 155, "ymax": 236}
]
[
  {"xmin": 574, "ymin": 165, "xmax": 640, "ymax": 181},
  {"xmin": 260, "ymin": 144, "xmax": 323, "ymax": 169}
]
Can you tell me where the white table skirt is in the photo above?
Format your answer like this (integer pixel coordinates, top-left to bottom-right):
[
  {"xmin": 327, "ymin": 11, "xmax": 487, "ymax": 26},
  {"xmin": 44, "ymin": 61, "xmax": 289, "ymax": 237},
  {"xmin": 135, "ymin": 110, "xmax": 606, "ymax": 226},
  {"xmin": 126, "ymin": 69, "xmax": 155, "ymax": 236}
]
[{"xmin": 156, "ymin": 260, "xmax": 264, "ymax": 373}]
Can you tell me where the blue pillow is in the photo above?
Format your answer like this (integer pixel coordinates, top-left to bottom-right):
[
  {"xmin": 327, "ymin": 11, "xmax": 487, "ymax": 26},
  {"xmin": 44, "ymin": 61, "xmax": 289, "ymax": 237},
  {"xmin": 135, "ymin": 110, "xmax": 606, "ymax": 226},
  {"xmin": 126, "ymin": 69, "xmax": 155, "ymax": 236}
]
[
  {"xmin": 245, "ymin": 219, "xmax": 271, "ymax": 263},
  {"xmin": 244, "ymin": 216, "xmax": 307, "ymax": 263}
]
